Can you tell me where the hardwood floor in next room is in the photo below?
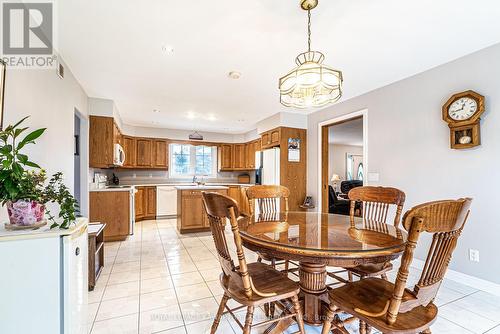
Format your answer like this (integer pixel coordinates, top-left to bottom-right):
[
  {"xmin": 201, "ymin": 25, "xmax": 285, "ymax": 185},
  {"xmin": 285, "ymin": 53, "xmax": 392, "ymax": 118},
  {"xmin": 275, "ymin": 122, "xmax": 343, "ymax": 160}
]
[{"xmin": 87, "ymin": 219, "xmax": 500, "ymax": 334}]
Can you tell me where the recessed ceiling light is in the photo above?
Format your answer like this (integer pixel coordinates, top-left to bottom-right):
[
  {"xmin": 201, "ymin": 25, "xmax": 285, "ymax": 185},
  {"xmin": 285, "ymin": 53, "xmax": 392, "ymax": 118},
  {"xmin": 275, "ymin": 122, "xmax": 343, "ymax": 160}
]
[
  {"xmin": 206, "ymin": 114, "xmax": 216, "ymax": 121},
  {"xmin": 228, "ymin": 71, "xmax": 241, "ymax": 79},
  {"xmin": 161, "ymin": 45, "xmax": 174, "ymax": 54},
  {"xmin": 186, "ymin": 111, "xmax": 196, "ymax": 119}
]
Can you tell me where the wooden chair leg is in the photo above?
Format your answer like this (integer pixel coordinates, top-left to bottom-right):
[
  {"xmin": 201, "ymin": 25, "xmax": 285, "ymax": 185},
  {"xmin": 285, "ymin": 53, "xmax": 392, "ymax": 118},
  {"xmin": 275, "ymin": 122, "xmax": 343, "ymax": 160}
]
[
  {"xmin": 285, "ymin": 260, "xmax": 289, "ymax": 273},
  {"xmin": 348, "ymin": 271, "xmax": 353, "ymax": 282},
  {"xmin": 270, "ymin": 302, "xmax": 276, "ymax": 318},
  {"xmin": 257, "ymin": 256, "xmax": 262, "ymax": 263},
  {"xmin": 359, "ymin": 320, "xmax": 367, "ymax": 334},
  {"xmin": 264, "ymin": 303, "xmax": 270, "ymax": 317},
  {"xmin": 381, "ymin": 273, "xmax": 388, "ymax": 280},
  {"xmin": 243, "ymin": 306, "xmax": 254, "ymax": 334},
  {"xmin": 321, "ymin": 303, "xmax": 336, "ymax": 334},
  {"xmin": 291, "ymin": 294, "xmax": 305, "ymax": 334},
  {"xmin": 211, "ymin": 294, "xmax": 229, "ymax": 334},
  {"xmin": 420, "ymin": 329, "xmax": 432, "ymax": 334}
]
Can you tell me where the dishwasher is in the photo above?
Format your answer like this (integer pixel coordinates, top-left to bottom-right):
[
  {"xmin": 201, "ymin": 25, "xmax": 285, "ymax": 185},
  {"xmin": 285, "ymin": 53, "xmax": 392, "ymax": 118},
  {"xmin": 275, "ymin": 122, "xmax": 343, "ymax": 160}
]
[{"xmin": 156, "ymin": 186, "xmax": 177, "ymax": 218}]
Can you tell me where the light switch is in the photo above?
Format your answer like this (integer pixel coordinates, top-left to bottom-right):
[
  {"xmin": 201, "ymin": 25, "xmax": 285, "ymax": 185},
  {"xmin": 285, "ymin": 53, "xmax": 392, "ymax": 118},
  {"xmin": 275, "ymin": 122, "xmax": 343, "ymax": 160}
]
[{"xmin": 368, "ymin": 172, "xmax": 380, "ymax": 182}]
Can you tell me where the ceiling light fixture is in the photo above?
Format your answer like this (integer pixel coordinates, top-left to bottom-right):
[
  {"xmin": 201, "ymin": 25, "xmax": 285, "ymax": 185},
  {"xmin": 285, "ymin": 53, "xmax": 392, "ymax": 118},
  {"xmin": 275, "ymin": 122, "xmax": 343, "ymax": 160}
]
[
  {"xmin": 153, "ymin": 109, "xmax": 160, "ymax": 113},
  {"xmin": 279, "ymin": 0, "xmax": 343, "ymax": 109},
  {"xmin": 228, "ymin": 71, "xmax": 241, "ymax": 79}
]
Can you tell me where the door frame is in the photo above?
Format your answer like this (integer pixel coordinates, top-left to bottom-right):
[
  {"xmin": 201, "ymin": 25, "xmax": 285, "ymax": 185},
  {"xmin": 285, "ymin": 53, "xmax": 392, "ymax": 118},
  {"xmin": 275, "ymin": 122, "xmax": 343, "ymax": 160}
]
[{"xmin": 317, "ymin": 109, "xmax": 368, "ymax": 213}]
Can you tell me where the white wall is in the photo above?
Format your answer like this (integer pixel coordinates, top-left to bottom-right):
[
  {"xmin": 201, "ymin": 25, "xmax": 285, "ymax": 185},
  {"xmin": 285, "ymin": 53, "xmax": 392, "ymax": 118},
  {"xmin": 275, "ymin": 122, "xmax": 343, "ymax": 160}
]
[
  {"xmin": 1, "ymin": 60, "xmax": 89, "ymax": 220},
  {"xmin": 307, "ymin": 43, "xmax": 500, "ymax": 284},
  {"xmin": 328, "ymin": 144, "xmax": 363, "ymax": 182}
]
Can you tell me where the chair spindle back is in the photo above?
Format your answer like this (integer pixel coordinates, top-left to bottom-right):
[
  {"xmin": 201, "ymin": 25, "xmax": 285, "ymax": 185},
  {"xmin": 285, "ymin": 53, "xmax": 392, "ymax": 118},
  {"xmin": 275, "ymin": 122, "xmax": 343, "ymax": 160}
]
[
  {"xmin": 246, "ymin": 185, "xmax": 290, "ymax": 219},
  {"xmin": 386, "ymin": 198, "xmax": 472, "ymax": 325},
  {"xmin": 348, "ymin": 186, "xmax": 406, "ymax": 227},
  {"xmin": 202, "ymin": 192, "xmax": 253, "ymax": 298}
]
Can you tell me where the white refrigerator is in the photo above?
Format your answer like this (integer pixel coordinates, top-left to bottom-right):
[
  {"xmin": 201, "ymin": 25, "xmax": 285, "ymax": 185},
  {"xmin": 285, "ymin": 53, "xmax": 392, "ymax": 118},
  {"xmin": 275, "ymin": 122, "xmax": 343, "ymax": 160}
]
[{"xmin": 262, "ymin": 148, "xmax": 280, "ymax": 185}]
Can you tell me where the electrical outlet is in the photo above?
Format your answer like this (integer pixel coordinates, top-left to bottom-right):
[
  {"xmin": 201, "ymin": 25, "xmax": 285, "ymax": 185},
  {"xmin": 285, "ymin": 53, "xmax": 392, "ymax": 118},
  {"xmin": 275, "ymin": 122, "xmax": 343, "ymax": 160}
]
[{"xmin": 469, "ymin": 249, "xmax": 480, "ymax": 262}]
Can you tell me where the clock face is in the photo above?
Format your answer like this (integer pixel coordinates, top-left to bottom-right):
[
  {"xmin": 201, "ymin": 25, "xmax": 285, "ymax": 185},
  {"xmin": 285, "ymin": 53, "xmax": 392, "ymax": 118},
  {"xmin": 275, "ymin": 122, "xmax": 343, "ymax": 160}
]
[{"xmin": 448, "ymin": 97, "xmax": 478, "ymax": 121}]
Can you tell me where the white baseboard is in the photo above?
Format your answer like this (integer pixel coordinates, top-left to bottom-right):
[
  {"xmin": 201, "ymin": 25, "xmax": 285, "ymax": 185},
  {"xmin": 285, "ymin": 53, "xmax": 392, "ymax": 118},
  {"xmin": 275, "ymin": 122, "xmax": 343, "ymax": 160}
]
[{"xmin": 411, "ymin": 259, "xmax": 500, "ymax": 297}]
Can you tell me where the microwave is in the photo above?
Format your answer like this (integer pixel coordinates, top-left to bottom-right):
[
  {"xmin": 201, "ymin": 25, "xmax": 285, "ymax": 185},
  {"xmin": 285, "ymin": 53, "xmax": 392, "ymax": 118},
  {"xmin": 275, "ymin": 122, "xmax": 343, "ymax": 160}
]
[{"xmin": 114, "ymin": 143, "xmax": 125, "ymax": 166}]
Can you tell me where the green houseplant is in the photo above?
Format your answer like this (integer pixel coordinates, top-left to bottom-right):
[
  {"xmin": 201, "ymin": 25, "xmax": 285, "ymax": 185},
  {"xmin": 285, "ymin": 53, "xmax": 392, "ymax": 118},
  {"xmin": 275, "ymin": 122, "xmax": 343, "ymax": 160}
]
[{"xmin": 0, "ymin": 116, "xmax": 79, "ymax": 229}]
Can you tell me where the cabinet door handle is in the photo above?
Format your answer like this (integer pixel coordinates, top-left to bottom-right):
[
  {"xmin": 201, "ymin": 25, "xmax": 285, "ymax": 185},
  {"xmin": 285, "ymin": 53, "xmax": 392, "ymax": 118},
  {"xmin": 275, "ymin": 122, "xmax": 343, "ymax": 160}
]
[{"xmin": 75, "ymin": 247, "xmax": 80, "ymax": 256}]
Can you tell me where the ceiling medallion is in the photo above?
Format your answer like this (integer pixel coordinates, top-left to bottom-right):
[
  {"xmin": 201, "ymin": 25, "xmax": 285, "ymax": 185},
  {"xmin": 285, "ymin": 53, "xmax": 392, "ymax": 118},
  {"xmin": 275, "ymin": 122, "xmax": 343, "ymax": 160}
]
[{"xmin": 279, "ymin": 0, "xmax": 343, "ymax": 109}]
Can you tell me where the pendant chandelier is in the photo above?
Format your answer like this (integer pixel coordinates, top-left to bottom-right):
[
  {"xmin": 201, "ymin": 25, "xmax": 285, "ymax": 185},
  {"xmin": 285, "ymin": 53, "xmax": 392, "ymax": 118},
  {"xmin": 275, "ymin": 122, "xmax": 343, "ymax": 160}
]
[{"xmin": 279, "ymin": 0, "xmax": 343, "ymax": 109}]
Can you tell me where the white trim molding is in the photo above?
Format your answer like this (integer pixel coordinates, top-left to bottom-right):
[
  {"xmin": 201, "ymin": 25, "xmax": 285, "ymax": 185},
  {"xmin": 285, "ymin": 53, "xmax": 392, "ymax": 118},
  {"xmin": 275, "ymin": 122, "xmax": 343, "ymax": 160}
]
[
  {"xmin": 316, "ymin": 109, "xmax": 368, "ymax": 213},
  {"xmin": 411, "ymin": 259, "xmax": 500, "ymax": 297}
]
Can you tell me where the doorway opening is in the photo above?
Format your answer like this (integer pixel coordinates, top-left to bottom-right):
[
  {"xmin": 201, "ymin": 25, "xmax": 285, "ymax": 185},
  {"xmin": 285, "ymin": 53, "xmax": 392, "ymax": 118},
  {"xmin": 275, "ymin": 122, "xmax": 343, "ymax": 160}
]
[
  {"xmin": 319, "ymin": 111, "xmax": 367, "ymax": 214},
  {"xmin": 74, "ymin": 109, "xmax": 89, "ymax": 216}
]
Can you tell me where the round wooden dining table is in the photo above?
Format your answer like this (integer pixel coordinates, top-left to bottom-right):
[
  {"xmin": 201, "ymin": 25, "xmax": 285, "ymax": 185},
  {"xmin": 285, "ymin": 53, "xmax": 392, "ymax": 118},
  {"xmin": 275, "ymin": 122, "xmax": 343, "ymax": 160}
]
[{"xmin": 238, "ymin": 211, "xmax": 407, "ymax": 330}]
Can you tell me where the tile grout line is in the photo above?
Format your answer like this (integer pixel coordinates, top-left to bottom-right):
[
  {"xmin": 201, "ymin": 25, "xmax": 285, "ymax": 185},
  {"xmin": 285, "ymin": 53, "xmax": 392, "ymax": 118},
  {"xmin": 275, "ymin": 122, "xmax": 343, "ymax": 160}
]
[
  {"xmin": 137, "ymin": 221, "xmax": 143, "ymax": 333},
  {"xmin": 90, "ymin": 241, "xmax": 120, "ymax": 333},
  {"xmin": 156, "ymin": 219, "xmax": 189, "ymax": 331}
]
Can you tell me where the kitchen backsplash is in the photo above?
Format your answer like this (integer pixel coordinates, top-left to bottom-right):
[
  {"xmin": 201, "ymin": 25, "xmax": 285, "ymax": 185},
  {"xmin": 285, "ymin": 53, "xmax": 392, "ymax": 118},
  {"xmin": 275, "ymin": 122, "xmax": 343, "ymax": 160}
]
[{"xmin": 91, "ymin": 168, "xmax": 256, "ymax": 185}]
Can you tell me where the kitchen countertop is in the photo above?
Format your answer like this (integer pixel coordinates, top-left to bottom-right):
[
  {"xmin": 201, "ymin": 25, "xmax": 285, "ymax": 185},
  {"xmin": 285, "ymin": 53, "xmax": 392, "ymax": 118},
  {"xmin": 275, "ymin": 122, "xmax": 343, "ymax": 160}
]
[
  {"xmin": 174, "ymin": 185, "xmax": 229, "ymax": 190},
  {"xmin": 89, "ymin": 186, "xmax": 133, "ymax": 192},
  {"xmin": 0, "ymin": 217, "xmax": 88, "ymax": 241},
  {"xmin": 89, "ymin": 183, "xmax": 254, "ymax": 192}
]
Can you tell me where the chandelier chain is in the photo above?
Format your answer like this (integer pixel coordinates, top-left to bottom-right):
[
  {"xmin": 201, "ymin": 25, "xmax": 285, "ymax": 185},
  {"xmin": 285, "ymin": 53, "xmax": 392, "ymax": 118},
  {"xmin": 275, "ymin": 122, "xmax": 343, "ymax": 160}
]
[{"xmin": 307, "ymin": 9, "xmax": 312, "ymax": 52}]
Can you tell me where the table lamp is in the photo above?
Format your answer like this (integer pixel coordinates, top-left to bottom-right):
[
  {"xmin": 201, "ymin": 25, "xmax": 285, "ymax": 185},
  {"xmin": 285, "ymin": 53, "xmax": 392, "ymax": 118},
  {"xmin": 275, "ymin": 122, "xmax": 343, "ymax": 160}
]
[{"xmin": 331, "ymin": 174, "xmax": 341, "ymax": 192}]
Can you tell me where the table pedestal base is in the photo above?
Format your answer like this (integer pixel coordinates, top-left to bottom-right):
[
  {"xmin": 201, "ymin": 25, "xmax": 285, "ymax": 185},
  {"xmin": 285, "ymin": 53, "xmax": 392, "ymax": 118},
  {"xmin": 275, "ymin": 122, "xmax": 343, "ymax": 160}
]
[{"xmin": 299, "ymin": 262, "xmax": 328, "ymax": 325}]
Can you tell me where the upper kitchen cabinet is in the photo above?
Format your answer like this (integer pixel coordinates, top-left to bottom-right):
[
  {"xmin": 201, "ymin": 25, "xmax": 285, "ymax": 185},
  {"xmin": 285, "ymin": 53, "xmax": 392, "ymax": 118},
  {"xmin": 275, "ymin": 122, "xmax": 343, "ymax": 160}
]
[
  {"xmin": 89, "ymin": 116, "xmax": 115, "ymax": 168},
  {"xmin": 245, "ymin": 139, "xmax": 261, "ymax": 169},
  {"xmin": 261, "ymin": 127, "xmax": 281, "ymax": 149},
  {"xmin": 136, "ymin": 138, "xmax": 153, "ymax": 168},
  {"xmin": 218, "ymin": 144, "xmax": 233, "ymax": 171},
  {"xmin": 122, "ymin": 136, "xmax": 136, "ymax": 167},
  {"xmin": 232, "ymin": 144, "xmax": 246, "ymax": 170},
  {"xmin": 153, "ymin": 139, "xmax": 168, "ymax": 169}
]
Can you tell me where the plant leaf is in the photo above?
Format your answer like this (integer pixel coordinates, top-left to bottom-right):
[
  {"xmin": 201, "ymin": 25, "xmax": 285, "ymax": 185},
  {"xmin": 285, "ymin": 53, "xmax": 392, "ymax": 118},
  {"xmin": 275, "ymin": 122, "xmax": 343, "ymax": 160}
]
[
  {"xmin": 10, "ymin": 116, "xmax": 30, "ymax": 130},
  {"xmin": 17, "ymin": 128, "xmax": 46, "ymax": 150},
  {"xmin": 24, "ymin": 161, "xmax": 41, "ymax": 169},
  {"xmin": 14, "ymin": 127, "xmax": 29, "ymax": 139}
]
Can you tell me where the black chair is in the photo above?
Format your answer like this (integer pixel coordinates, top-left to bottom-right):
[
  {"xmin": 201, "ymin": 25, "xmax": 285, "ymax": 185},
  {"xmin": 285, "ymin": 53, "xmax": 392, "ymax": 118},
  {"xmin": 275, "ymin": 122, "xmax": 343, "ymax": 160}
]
[
  {"xmin": 340, "ymin": 180, "xmax": 363, "ymax": 194},
  {"xmin": 329, "ymin": 185, "xmax": 350, "ymax": 215}
]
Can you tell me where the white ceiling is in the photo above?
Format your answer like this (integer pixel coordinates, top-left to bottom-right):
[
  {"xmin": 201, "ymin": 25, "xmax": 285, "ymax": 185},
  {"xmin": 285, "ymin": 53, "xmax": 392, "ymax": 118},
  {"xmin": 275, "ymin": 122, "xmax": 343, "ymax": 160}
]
[
  {"xmin": 59, "ymin": 0, "xmax": 500, "ymax": 134},
  {"xmin": 328, "ymin": 117, "xmax": 363, "ymax": 146}
]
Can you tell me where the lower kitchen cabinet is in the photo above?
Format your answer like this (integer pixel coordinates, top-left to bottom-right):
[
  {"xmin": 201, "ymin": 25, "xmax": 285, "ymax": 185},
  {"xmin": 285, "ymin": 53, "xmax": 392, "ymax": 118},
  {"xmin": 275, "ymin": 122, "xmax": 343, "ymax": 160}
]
[
  {"xmin": 90, "ymin": 191, "xmax": 130, "ymax": 241},
  {"xmin": 135, "ymin": 186, "xmax": 156, "ymax": 221},
  {"xmin": 227, "ymin": 185, "xmax": 251, "ymax": 214},
  {"xmin": 177, "ymin": 188, "xmax": 228, "ymax": 233}
]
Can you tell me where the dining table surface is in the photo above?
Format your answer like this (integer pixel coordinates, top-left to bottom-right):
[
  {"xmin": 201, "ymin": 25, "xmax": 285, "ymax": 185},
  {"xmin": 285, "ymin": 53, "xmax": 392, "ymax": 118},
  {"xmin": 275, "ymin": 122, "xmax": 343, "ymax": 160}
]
[{"xmin": 238, "ymin": 210, "xmax": 408, "ymax": 331}]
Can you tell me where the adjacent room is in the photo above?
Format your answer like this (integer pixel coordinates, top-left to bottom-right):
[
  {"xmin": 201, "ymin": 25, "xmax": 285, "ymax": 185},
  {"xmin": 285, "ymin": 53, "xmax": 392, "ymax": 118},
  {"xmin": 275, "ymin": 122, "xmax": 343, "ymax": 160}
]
[{"xmin": 1, "ymin": 1, "xmax": 500, "ymax": 334}]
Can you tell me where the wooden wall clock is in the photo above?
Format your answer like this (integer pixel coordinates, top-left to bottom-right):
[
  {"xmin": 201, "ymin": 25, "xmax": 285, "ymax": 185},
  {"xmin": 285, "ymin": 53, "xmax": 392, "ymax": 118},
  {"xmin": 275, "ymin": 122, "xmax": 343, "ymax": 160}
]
[{"xmin": 442, "ymin": 90, "xmax": 485, "ymax": 149}]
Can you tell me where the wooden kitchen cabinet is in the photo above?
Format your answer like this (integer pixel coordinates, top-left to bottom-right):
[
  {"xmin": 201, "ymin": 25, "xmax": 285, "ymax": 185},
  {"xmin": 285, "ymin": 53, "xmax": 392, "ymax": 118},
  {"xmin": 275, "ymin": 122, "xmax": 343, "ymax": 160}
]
[
  {"xmin": 89, "ymin": 116, "xmax": 114, "ymax": 168},
  {"xmin": 153, "ymin": 139, "xmax": 168, "ymax": 168},
  {"xmin": 123, "ymin": 136, "xmax": 136, "ymax": 168},
  {"xmin": 90, "ymin": 191, "xmax": 130, "ymax": 241},
  {"xmin": 135, "ymin": 186, "xmax": 157, "ymax": 221},
  {"xmin": 145, "ymin": 187, "xmax": 157, "ymax": 219},
  {"xmin": 245, "ymin": 139, "xmax": 261, "ymax": 169},
  {"xmin": 261, "ymin": 127, "xmax": 281, "ymax": 149},
  {"xmin": 232, "ymin": 144, "xmax": 246, "ymax": 170},
  {"xmin": 135, "ymin": 187, "xmax": 145, "ymax": 220},
  {"xmin": 136, "ymin": 138, "xmax": 153, "ymax": 167},
  {"xmin": 218, "ymin": 144, "xmax": 233, "ymax": 170},
  {"xmin": 177, "ymin": 188, "xmax": 228, "ymax": 233}
]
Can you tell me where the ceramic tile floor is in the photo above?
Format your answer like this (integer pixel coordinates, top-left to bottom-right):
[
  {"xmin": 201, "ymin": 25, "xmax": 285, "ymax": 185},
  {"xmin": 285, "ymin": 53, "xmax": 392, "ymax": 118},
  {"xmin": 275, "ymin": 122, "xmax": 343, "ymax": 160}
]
[{"xmin": 88, "ymin": 219, "xmax": 500, "ymax": 334}]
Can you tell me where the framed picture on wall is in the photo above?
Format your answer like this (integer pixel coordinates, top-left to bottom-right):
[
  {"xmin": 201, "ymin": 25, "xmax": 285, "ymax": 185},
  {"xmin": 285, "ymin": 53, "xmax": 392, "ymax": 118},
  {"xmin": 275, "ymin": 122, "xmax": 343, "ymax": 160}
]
[{"xmin": 0, "ymin": 59, "xmax": 5, "ymax": 130}]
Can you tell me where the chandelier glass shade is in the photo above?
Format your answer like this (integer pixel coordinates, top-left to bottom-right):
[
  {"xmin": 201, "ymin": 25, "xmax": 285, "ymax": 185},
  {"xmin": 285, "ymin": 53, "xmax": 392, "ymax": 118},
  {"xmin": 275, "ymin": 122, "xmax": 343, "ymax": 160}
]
[{"xmin": 279, "ymin": 1, "xmax": 343, "ymax": 109}]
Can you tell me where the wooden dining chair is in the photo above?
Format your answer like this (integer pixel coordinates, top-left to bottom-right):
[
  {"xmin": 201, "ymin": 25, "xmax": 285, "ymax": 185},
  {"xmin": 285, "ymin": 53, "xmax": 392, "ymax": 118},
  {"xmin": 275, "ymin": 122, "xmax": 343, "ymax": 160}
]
[
  {"xmin": 344, "ymin": 186, "xmax": 406, "ymax": 281},
  {"xmin": 201, "ymin": 192, "xmax": 305, "ymax": 334},
  {"xmin": 321, "ymin": 198, "xmax": 472, "ymax": 334}
]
